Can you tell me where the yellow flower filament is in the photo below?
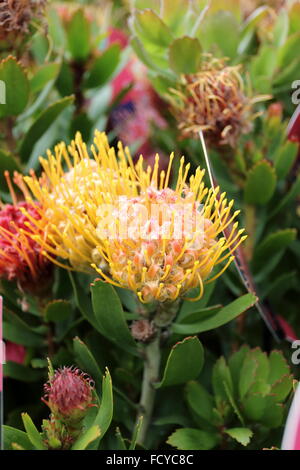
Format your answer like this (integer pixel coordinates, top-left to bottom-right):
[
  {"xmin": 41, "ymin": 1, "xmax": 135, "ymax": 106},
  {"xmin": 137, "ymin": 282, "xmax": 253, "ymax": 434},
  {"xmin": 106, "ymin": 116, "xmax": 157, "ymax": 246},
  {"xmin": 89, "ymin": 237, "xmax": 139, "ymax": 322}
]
[{"xmin": 21, "ymin": 130, "xmax": 246, "ymax": 303}]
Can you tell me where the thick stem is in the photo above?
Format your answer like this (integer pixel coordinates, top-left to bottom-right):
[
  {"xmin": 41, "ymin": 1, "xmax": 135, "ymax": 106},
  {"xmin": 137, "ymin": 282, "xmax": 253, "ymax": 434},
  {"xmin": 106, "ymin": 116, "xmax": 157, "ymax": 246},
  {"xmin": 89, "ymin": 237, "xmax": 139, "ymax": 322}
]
[{"xmin": 137, "ymin": 330, "xmax": 161, "ymax": 446}]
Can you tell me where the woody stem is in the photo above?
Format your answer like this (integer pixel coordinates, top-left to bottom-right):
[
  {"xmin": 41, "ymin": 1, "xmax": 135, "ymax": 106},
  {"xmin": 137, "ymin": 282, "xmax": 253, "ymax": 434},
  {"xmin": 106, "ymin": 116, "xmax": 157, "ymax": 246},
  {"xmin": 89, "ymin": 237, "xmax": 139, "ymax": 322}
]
[{"xmin": 137, "ymin": 329, "xmax": 161, "ymax": 447}]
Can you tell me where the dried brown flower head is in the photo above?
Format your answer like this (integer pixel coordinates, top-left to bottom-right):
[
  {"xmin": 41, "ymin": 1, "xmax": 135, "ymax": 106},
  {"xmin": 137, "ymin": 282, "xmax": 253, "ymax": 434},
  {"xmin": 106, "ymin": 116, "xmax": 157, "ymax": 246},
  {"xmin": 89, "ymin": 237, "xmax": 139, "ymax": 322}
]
[
  {"xmin": 170, "ymin": 56, "xmax": 263, "ymax": 148},
  {"xmin": 0, "ymin": 0, "xmax": 47, "ymax": 40}
]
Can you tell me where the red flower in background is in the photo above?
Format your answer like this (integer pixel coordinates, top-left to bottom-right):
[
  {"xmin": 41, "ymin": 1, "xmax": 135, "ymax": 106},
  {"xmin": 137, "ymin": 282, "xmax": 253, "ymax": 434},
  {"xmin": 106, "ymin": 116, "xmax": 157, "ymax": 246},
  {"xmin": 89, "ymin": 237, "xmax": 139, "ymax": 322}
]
[
  {"xmin": 107, "ymin": 27, "xmax": 128, "ymax": 50},
  {"xmin": 5, "ymin": 341, "xmax": 26, "ymax": 365},
  {"xmin": 0, "ymin": 172, "xmax": 52, "ymax": 295}
]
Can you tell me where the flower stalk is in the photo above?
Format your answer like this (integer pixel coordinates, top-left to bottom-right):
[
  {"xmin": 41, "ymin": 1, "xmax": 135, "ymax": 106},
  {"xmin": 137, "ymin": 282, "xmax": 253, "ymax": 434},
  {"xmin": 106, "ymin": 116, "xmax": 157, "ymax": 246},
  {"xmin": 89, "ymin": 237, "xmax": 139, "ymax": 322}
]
[{"xmin": 137, "ymin": 328, "xmax": 161, "ymax": 446}]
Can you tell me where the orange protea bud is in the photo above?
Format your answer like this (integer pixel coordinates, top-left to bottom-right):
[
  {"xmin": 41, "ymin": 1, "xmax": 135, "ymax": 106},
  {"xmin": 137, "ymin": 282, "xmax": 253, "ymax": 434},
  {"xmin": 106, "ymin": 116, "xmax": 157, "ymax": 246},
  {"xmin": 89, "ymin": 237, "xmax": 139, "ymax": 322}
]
[
  {"xmin": 0, "ymin": 172, "xmax": 52, "ymax": 295},
  {"xmin": 169, "ymin": 56, "xmax": 263, "ymax": 148},
  {"xmin": 267, "ymin": 102, "xmax": 283, "ymax": 119},
  {"xmin": 43, "ymin": 366, "xmax": 96, "ymax": 428},
  {"xmin": 0, "ymin": 0, "xmax": 47, "ymax": 42}
]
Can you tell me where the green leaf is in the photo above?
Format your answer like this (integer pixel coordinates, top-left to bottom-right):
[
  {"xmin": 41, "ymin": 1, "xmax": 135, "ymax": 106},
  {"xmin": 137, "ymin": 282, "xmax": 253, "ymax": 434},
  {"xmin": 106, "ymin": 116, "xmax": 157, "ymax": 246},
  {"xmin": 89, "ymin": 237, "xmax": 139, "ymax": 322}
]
[
  {"xmin": 172, "ymin": 307, "xmax": 220, "ymax": 334},
  {"xmin": 167, "ymin": 428, "xmax": 219, "ymax": 450},
  {"xmin": 19, "ymin": 96, "xmax": 74, "ymax": 161},
  {"xmin": 177, "ymin": 282, "xmax": 215, "ymax": 320},
  {"xmin": 273, "ymin": 58, "xmax": 300, "ymax": 89},
  {"xmin": 72, "ymin": 425, "xmax": 101, "ymax": 450},
  {"xmin": 129, "ymin": 416, "xmax": 143, "ymax": 450},
  {"xmin": 56, "ymin": 61, "xmax": 74, "ymax": 97},
  {"xmin": 289, "ymin": 2, "xmax": 300, "ymax": 34},
  {"xmin": 115, "ymin": 428, "xmax": 128, "ymax": 450},
  {"xmin": 273, "ymin": 9, "xmax": 289, "ymax": 47},
  {"xmin": 66, "ymin": 9, "xmax": 91, "ymax": 62},
  {"xmin": 212, "ymin": 357, "xmax": 233, "ymax": 407},
  {"xmin": 270, "ymin": 375, "xmax": 293, "ymax": 402},
  {"xmin": 156, "ymin": 336, "xmax": 204, "ymax": 388},
  {"xmin": 45, "ymin": 300, "xmax": 72, "ymax": 323},
  {"xmin": 68, "ymin": 272, "xmax": 98, "ymax": 329},
  {"xmin": 244, "ymin": 161, "xmax": 276, "ymax": 205},
  {"xmin": 73, "ymin": 337, "xmax": 103, "ymax": 393},
  {"xmin": 168, "ymin": 36, "xmax": 202, "ymax": 74},
  {"xmin": 248, "ymin": 348, "xmax": 269, "ymax": 384},
  {"xmin": 134, "ymin": 0, "xmax": 161, "ymax": 11},
  {"xmin": 95, "ymin": 368, "xmax": 113, "ymax": 438},
  {"xmin": 241, "ymin": 6, "xmax": 271, "ymax": 37},
  {"xmin": 269, "ymin": 174, "xmax": 300, "ymax": 218},
  {"xmin": 0, "ymin": 149, "xmax": 21, "ymax": 190},
  {"xmin": 91, "ymin": 280, "xmax": 137, "ymax": 355},
  {"xmin": 85, "ymin": 44, "xmax": 121, "ymax": 89},
  {"xmin": 0, "ymin": 57, "xmax": 29, "ymax": 117},
  {"xmin": 274, "ymin": 141, "xmax": 298, "ymax": 180},
  {"xmin": 174, "ymin": 305, "xmax": 222, "ymax": 330},
  {"xmin": 161, "ymin": 0, "xmax": 193, "ymax": 36},
  {"xmin": 228, "ymin": 345, "xmax": 250, "ymax": 396},
  {"xmin": 239, "ymin": 351, "xmax": 259, "ymax": 399},
  {"xmin": 225, "ymin": 427, "xmax": 253, "ymax": 447},
  {"xmin": 3, "ymin": 425, "xmax": 35, "ymax": 450},
  {"xmin": 198, "ymin": 11, "xmax": 239, "ymax": 59},
  {"xmin": 130, "ymin": 37, "xmax": 166, "ymax": 75},
  {"xmin": 69, "ymin": 112, "xmax": 92, "ymax": 142},
  {"xmin": 185, "ymin": 381, "xmax": 214, "ymax": 422},
  {"xmin": 87, "ymin": 368, "xmax": 113, "ymax": 449},
  {"xmin": 242, "ymin": 393, "xmax": 266, "ymax": 421},
  {"xmin": 21, "ymin": 413, "xmax": 47, "ymax": 450},
  {"xmin": 261, "ymin": 401, "xmax": 284, "ymax": 428},
  {"xmin": 3, "ymin": 321, "xmax": 44, "ymax": 347},
  {"xmin": 277, "ymin": 32, "xmax": 300, "ymax": 68},
  {"xmin": 268, "ymin": 350, "xmax": 290, "ymax": 385},
  {"xmin": 3, "ymin": 362, "xmax": 43, "ymax": 382},
  {"xmin": 249, "ymin": 45, "xmax": 277, "ymax": 93},
  {"xmin": 173, "ymin": 293, "xmax": 257, "ymax": 334},
  {"xmin": 252, "ymin": 229, "xmax": 297, "ymax": 272},
  {"xmin": 30, "ymin": 63, "xmax": 60, "ymax": 94},
  {"xmin": 133, "ymin": 10, "xmax": 173, "ymax": 48}
]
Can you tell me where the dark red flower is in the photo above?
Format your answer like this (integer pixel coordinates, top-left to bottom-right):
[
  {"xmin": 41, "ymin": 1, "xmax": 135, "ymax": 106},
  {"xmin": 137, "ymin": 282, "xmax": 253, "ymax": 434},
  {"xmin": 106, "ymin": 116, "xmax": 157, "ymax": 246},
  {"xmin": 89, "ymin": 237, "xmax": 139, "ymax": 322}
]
[
  {"xmin": 5, "ymin": 341, "xmax": 26, "ymax": 364},
  {"xmin": 0, "ymin": 199, "xmax": 52, "ymax": 293}
]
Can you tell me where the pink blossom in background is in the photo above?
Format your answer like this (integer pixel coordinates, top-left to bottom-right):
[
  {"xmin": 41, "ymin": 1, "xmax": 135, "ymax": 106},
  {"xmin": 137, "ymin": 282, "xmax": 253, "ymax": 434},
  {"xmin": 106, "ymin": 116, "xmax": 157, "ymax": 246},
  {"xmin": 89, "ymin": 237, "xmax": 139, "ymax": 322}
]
[
  {"xmin": 5, "ymin": 341, "xmax": 26, "ymax": 365},
  {"xmin": 107, "ymin": 27, "xmax": 128, "ymax": 50},
  {"xmin": 0, "ymin": 296, "xmax": 2, "ymax": 391},
  {"xmin": 282, "ymin": 383, "xmax": 300, "ymax": 450}
]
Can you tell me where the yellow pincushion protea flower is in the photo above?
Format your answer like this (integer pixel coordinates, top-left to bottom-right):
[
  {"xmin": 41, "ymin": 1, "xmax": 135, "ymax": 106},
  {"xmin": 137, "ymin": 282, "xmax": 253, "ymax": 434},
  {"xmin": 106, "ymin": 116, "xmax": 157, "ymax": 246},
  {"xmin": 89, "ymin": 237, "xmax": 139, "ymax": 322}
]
[
  {"xmin": 22, "ymin": 131, "xmax": 246, "ymax": 303},
  {"xmin": 22, "ymin": 131, "xmax": 139, "ymax": 273},
  {"xmin": 92, "ymin": 155, "xmax": 246, "ymax": 303}
]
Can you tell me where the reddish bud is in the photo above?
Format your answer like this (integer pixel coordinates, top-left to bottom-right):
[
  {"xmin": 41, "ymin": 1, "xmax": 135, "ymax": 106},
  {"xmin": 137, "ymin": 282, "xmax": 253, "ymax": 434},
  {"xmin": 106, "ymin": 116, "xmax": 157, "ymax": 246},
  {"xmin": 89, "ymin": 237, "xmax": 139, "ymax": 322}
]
[{"xmin": 43, "ymin": 367, "xmax": 96, "ymax": 426}]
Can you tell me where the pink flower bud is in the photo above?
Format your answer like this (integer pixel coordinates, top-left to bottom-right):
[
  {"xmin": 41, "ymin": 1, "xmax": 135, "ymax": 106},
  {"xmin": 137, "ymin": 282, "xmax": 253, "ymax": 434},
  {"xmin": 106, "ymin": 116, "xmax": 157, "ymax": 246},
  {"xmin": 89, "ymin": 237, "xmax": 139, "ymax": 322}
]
[{"xmin": 43, "ymin": 367, "xmax": 95, "ymax": 426}]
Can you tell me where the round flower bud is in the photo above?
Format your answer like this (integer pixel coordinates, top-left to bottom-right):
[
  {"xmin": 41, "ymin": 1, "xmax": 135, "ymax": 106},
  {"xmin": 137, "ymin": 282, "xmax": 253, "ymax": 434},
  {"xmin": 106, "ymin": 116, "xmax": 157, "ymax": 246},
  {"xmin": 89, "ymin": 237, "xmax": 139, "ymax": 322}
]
[{"xmin": 43, "ymin": 366, "xmax": 95, "ymax": 427}]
